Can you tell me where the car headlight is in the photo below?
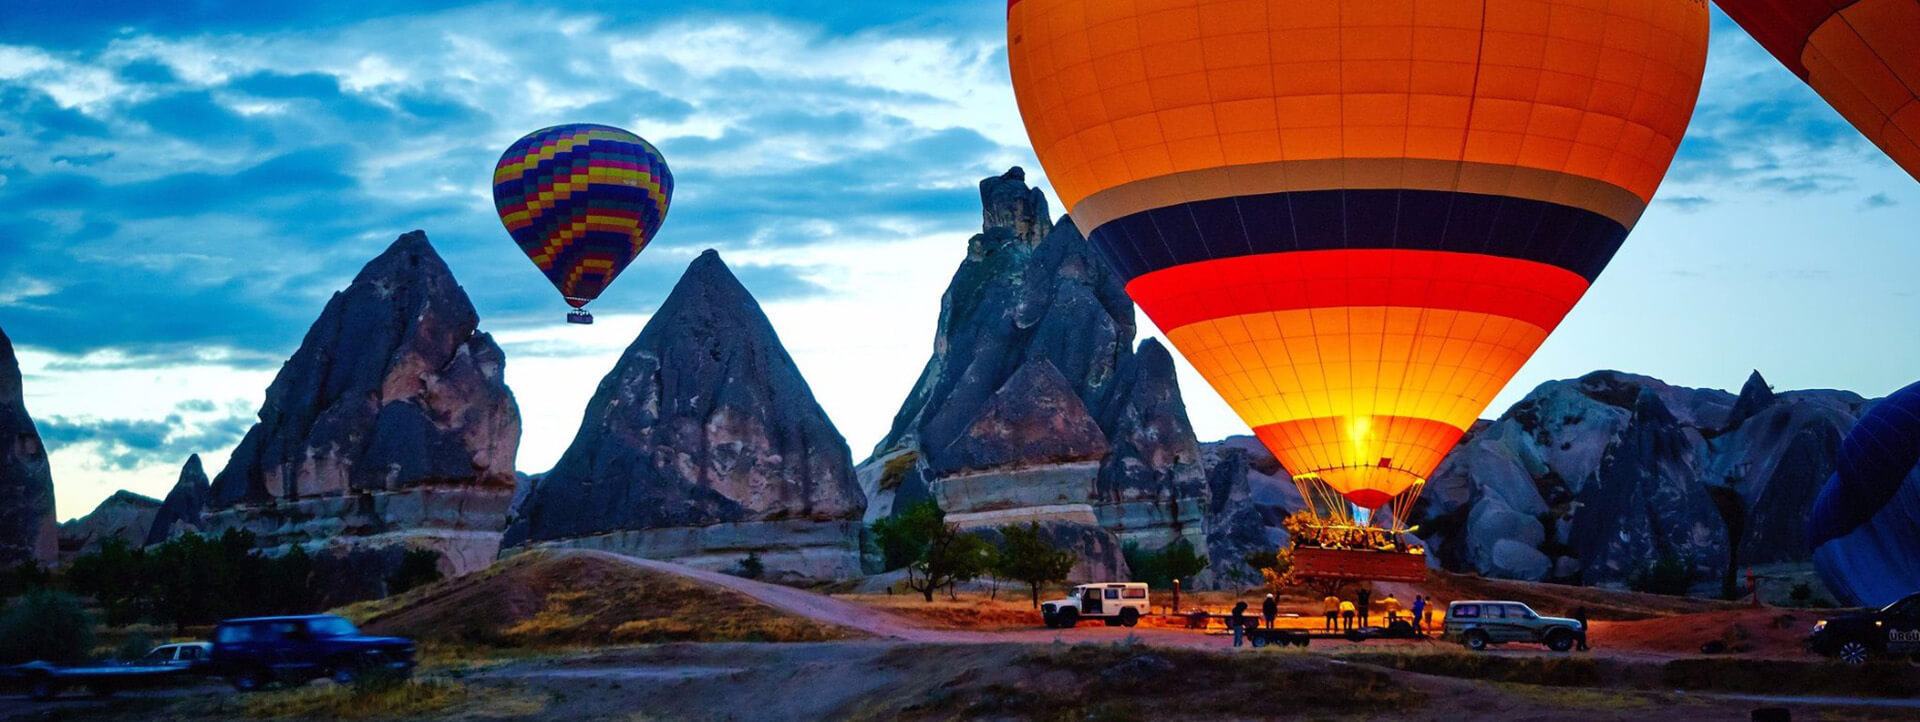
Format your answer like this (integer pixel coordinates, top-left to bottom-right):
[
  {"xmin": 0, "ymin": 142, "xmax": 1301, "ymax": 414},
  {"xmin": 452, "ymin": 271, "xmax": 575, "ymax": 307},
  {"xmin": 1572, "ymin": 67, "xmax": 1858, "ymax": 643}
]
[{"xmin": 1812, "ymin": 620, "xmax": 1827, "ymax": 633}]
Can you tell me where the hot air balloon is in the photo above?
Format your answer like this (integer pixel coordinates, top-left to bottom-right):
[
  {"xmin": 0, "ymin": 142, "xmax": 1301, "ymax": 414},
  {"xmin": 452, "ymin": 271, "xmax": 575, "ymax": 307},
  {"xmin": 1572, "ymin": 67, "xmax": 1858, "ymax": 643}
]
[
  {"xmin": 1716, "ymin": 0, "xmax": 1920, "ymax": 182},
  {"xmin": 1810, "ymin": 379, "xmax": 1920, "ymax": 608},
  {"xmin": 1008, "ymin": 0, "xmax": 1709, "ymax": 576},
  {"xmin": 493, "ymin": 123, "xmax": 673, "ymax": 324}
]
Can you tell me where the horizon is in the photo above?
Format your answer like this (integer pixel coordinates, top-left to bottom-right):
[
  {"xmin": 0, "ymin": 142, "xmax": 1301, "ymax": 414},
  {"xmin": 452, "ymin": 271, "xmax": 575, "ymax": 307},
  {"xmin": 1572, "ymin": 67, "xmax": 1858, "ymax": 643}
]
[{"xmin": 4, "ymin": 1, "xmax": 1917, "ymax": 521}]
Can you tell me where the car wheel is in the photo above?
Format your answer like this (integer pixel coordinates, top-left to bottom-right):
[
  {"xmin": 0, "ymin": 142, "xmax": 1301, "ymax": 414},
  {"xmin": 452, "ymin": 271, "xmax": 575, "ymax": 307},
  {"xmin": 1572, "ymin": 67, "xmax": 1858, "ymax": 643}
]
[
  {"xmin": 230, "ymin": 668, "xmax": 268, "ymax": 692},
  {"xmin": 1837, "ymin": 641, "xmax": 1871, "ymax": 666},
  {"xmin": 330, "ymin": 662, "xmax": 360, "ymax": 685},
  {"xmin": 1464, "ymin": 630, "xmax": 1490, "ymax": 652},
  {"xmin": 1546, "ymin": 630, "xmax": 1575, "ymax": 652},
  {"xmin": 28, "ymin": 676, "xmax": 57, "ymax": 702},
  {"xmin": 1058, "ymin": 609, "xmax": 1078, "ymax": 629},
  {"xmin": 1120, "ymin": 609, "xmax": 1140, "ymax": 628},
  {"xmin": 1251, "ymin": 634, "xmax": 1269, "ymax": 648}
]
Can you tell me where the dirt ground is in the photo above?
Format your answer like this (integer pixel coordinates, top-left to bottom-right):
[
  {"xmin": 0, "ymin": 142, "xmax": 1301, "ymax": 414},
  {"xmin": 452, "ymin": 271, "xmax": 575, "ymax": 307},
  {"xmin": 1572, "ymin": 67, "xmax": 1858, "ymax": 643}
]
[{"xmin": 4, "ymin": 553, "xmax": 1912, "ymax": 721}]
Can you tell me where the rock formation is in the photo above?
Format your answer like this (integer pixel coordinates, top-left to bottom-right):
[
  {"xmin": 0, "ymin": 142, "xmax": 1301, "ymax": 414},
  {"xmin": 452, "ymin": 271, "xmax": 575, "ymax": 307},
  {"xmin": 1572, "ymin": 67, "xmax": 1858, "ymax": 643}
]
[
  {"xmin": 860, "ymin": 168, "xmax": 1209, "ymax": 583},
  {"xmin": 58, "ymin": 490, "xmax": 161, "ymax": 562},
  {"xmin": 1411, "ymin": 369, "xmax": 1865, "ymax": 592},
  {"xmin": 501, "ymin": 250, "xmax": 866, "ymax": 582},
  {"xmin": 202, "ymin": 231, "xmax": 521, "ymax": 598},
  {"xmin": 146, "ymin": 455, "xmax": 212, "ymax": 545},
  {"xmin": 0, "ymin": 327, "xmax": 56, "ymax": 569}
]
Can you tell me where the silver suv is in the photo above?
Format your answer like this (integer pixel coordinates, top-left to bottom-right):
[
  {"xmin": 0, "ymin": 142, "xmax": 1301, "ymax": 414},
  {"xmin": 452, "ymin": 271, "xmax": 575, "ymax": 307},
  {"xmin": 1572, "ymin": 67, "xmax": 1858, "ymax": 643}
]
[{"xmin": 1443, "ymin": 600, "xmax": 1583, "ymax": 652}]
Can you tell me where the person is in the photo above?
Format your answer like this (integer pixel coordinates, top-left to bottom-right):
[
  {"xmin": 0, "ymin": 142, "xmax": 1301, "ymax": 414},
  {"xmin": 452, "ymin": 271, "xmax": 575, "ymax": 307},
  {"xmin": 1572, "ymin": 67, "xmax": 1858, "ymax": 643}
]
[
  {"xmin": 1322, "ymin": 594, "xmax": 1340, "ymax": 631},
  {"xmin": 1356, "ymin": 587, "xmax": 1372, "ymax": 628},
  {"xmin": 1262, "ymin": 594, "xmax": 1278, "ymax": 629},
  {"xmin": 1381, "ymin": 593, "xmax": 1400, "ymax": 624},
  {"xmin": 1573, "ymin": 606, "xmax": 1590, "ymax": 651},
  {"xmin": 1411, "ymin": 595, "xmax": 1427, "ymax": 634},
  {"xmin": 1422, "ymin": 598, "xmax": 1434, "ymax": 632},
  {"xmin": 1230, "ymin": 601, "xmax": 1249, "ymax": 647},
  {"xmin": 1339, "ymin": 600, "xmax": 1356, "ymax": 631}
]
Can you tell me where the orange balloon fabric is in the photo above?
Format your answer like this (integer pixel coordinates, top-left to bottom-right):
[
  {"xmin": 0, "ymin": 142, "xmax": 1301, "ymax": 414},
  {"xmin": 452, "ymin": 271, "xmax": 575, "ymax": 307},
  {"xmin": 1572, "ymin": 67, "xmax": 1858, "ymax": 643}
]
[
  {"xmin": 1008, "ymin": 0, "xmax": 1709, "ymax": 510},
  {"xmin": 1716, "ymin": 0, "xmax": 1920, "ymax": 181}
]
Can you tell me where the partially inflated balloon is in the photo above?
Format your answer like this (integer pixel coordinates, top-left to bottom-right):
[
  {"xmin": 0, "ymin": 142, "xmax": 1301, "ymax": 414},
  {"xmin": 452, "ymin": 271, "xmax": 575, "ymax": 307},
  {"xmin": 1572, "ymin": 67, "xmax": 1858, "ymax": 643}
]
[
  {"xmin": 494, "ymin": 124, "xmax": 672, "ymax": 322},
  {"xmin": 1716, "ymin": 0, "xmax": 1920, "ymax": 181},
  {"xmin": 1810, "ymin": 379, "xmax": 1920, "ymax": 608},
  {"xmin": 1009, "ymin": 0, "xmax": 1708, "ymax": 517}
]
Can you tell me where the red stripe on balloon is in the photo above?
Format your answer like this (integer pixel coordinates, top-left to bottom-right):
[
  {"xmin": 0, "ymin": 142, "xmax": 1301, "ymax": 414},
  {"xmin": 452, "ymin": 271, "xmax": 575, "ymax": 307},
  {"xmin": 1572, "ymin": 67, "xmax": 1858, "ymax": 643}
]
[{"xmin": 1126, "ymin": 249, "xmax": 1589, "ymax": 333}]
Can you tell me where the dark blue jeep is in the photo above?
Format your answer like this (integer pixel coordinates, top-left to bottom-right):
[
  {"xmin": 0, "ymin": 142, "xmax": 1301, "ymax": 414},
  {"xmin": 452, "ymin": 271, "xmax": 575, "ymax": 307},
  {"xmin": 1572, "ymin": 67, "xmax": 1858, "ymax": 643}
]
[{"xmin": 209, "ymin": 615, "xmax": 415, "ymax": 691}]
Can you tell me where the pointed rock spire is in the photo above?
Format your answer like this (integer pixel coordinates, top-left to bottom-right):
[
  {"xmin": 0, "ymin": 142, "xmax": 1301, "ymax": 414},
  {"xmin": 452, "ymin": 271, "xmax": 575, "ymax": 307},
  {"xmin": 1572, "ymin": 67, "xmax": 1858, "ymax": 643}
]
[
  {"xmin": 1728, "ymin": 370, "xmax": 1777, "ymax": 427},
  {"xmin": 0, "ymin": 327, "xmax": 56, "ymax": 568},
  {"xmin": 146, "ymin": 454, "xmax": 212, "ymax": 545},
  {"xmin": 930, "ymin": 359, "xmax": 1109, "ymax": 476}
]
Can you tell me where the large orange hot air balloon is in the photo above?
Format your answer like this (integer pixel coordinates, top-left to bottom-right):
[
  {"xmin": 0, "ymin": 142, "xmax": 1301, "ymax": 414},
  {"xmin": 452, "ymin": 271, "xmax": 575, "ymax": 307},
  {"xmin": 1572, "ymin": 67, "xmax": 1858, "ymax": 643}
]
[
  {"xmin": 1009, "ymin": 0, "xmax": 1709, "ymax": 533},
  {"xmin": 1715, "ymin": 0, "xmax": 1920, "ymax": 181}
]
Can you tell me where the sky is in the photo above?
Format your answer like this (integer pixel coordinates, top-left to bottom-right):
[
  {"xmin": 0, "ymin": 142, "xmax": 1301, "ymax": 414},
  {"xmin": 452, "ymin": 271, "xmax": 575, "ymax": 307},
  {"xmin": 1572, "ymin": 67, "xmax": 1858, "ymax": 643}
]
[{"xmin": 2, "ymin": 2, "xmax": 1915, "ymax": 521}]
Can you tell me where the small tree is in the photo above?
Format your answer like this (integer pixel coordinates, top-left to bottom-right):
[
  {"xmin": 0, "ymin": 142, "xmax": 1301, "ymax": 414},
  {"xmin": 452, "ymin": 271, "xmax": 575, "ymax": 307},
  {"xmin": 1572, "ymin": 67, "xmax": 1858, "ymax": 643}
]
[
  {"xmin": 1123, "ymin": 539, "xmax": 1210, "ymax": 589},
  {"xmin": 736, "ymin": 552, "xmax": 766, "ymax": 580},
  {"xmin": 1629, "ymin": 549, "xmax": 1693, "ymax": 596},
  {"xmin": 994, "ymin": 523, "xmax": 1077, "ymax": 608},
  {"xmin": 0, "ymin": 590, "xmax": 95, "ymax": 664},
  {"xmin": 1248, "ymin": 547, "xmax": 1295, "ymax": 596},
  {"xmin": 904, "ymin": 523, "xmax": 997, "ymax": 603},
  {"xmin": 871, "ymin": 500, "xmax": 943, "ymax": 571}
]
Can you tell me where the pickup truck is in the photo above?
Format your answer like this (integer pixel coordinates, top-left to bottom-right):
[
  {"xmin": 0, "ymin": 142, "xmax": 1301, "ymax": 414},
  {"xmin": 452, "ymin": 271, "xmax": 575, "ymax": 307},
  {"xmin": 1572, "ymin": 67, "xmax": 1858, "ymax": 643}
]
[{"xmin": 4, "ymin": 642, "xmax": 211, "ymax": 701}]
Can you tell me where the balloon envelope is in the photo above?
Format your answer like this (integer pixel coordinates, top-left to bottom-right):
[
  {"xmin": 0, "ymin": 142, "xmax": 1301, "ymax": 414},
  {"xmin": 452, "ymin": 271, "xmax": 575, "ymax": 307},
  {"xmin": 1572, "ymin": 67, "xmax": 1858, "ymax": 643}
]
[
  {"xmin": 1008, "ymin": 0, "xmax": 1708, "ymax": 513},
  {"xmin": 493, "ymin": 124, "xmax": 673, "ymax": 309},
  {"xmin": 1810, "ymin": 379, "xmax": 1920, "ymax": 608},
  {"xmin": 1715, "ymin": 0, "xmax": 1920, "ymax": 182}
]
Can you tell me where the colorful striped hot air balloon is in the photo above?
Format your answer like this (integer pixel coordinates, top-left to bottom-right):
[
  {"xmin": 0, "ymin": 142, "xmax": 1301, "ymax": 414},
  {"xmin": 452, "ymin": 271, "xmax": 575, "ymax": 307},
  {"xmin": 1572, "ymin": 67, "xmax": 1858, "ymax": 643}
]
[
  {"xmin": 494, "ymin": 124, "xmax": 673, "ymax": 324},
  {"xmin": 1008, "ymin": 0, "xmax": 1709, "ymax": 528},
  {"xmin": 1716, "ymin": 0, "xmax": 1920, "ymax": 182}
]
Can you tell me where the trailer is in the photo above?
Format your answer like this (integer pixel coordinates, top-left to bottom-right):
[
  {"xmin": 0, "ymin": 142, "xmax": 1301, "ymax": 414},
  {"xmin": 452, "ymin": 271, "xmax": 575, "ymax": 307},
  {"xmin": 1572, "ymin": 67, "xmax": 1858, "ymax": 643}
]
[
  {"xmin": 2, "ymin": 643, "xmax": 210, "ymax": 700},
  {"xmin": 1242, "ymin": 620, "xmax": 1427, "ymax": 648}
]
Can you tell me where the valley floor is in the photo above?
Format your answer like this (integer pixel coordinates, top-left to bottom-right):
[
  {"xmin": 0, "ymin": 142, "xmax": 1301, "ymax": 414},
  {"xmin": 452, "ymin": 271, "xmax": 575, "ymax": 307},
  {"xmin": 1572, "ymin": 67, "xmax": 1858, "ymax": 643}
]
[{"xmin": 4, "ymin": 551, "xmax": 1914, "ymax": 721}]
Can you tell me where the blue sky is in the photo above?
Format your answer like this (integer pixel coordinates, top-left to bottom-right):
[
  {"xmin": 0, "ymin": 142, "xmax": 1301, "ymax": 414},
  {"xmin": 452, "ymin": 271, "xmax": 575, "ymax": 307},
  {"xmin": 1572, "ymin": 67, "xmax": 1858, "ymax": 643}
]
[{"xmin": 2, "ymin": 2, "xmax": 1915, "ymax": 520}]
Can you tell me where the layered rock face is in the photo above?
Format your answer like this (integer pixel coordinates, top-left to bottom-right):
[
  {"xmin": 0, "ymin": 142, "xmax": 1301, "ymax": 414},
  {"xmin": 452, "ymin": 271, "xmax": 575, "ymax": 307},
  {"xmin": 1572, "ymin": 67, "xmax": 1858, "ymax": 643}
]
[
  {"xmin": 146, "ymin": 455, "xmax": 212, "ymax": 545},
  {"xmin": 502, "ymin": 251, "xmax": 866, "ymax": 582},
  {"xmin": 1412, "ymin": 370, "xmax": 1864, "ymax": 592},
  {"xmin": 204, "ymin": 231, "xmax": 521, "ymax": 594},
  {"xmin": 0, "ymin": 327, "xmax": 56, "ymax": 568},
  {"xmin": 1199, "ymin": 436, "xmax": 1310, "ymax": 587},
  {"xmin": 862, "ymin": 168, "xmax": 1209, "ymax": 583},
  {"xmin": 58, "ymin": 490, "xmax": 161, "ymax": 562}
]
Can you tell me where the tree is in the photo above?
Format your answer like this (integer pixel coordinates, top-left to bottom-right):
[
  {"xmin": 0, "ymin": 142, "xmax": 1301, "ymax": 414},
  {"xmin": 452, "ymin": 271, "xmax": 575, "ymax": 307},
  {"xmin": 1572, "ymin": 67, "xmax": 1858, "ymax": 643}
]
[
  {"xmin": 993, "ymin": 523, "xmax": 1076, "ymax": 608},
  {"xmin": 1629, "ymin": 549, "xmax": 1694, "ymax": 596},
  {"xmin": 1246, "ymin": 547, "xmax": 1295, "ymax": 596},
  {"xmin": 1123, "ymin": 539, "xmax": 1210, "ymax": 589},
  {"xmin": 0, "ymin": 590, "xmax": 94, "ymax": 664},
  {"xmin": 871, "ymin": 500, "xmax": 943, "ymax": 571},
  {"xmin": 903, "ymin": 523, "xmax": 998, "ymax": 603},
  {"xmin": 387, "ymin": 548, "xmax": 445, "ymax": 594}
]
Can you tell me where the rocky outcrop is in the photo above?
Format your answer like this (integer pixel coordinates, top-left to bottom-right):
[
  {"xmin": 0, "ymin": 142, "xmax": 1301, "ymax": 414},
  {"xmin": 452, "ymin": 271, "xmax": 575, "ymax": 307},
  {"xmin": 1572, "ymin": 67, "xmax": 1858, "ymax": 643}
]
[
  {"xmin": 1198, "ymin": 436, "xmax": 1304, "ymax": 587},
  {"xmin": 502, "ymin": 251, "xmax": 865, "ymax": 582},
  {"xmin": 58, "ymin": 491, "xmax": 161, "ymax": 562},
  {"xmin": 861, "ymin": 168, "xmax": 1208, "ymax": 581},
  {"xmin": 146, "ymin": 455, "xmax": 212, "ymax": 545},
  {"xmin": 0, "ymin": 327, "xmax": 56, "ymax": 568},
  {"xmin": 1411, "ymin": 369, "xmax": 1865, "ymax": 593},
  {"xmin": 203, "ymin": 231, "xmax": 521, "ymax": 593}
]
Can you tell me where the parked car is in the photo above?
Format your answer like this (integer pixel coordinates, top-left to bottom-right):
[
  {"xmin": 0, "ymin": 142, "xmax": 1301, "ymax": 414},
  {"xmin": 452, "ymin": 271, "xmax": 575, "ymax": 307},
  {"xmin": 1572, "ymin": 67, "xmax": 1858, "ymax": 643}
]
[
  {"xmin": 1443, "ymin": 600, "xmax": 1583, "ymax": 652},
  {"xmin": 1041, "ymin": 583, "xmax": 1149, "ymax": 628},
  {"xmin": 4, "ymin": 642, "xmax": 212, "ymax": 700},
  {"xmin": 1807, "ymin": 592, "xmax": 1920, "ymax": 665},
  {"xmin": 208, "ymin": 615, "xmax": 415, "ymax": 691}
]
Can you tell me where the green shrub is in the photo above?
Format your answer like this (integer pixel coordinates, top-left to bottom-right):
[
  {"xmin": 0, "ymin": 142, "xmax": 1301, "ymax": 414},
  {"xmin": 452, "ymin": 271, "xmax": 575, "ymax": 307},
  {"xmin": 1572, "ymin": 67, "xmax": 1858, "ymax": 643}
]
[
  {"xmin": 0, "ymin": 590, "xmax": 95, "ymax": 664},
  {"xmin": 1124, "ymin": 539, "xmax": 1209, "ymax": 589},
  {"xmin": 386, "ymin": 548, "xmax": 444, "ymax": 595},
  {"xmin": 1628, "ymin": 549, "xmax": 1693, "ymax": 596}
]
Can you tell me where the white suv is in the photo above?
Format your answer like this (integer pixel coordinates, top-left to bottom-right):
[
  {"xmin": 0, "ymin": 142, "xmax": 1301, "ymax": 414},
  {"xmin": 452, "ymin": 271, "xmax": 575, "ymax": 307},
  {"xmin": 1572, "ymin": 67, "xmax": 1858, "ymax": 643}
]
[{"xmin": 1041, "ymin": 583, "xmax": 1149, "ymax": 628}]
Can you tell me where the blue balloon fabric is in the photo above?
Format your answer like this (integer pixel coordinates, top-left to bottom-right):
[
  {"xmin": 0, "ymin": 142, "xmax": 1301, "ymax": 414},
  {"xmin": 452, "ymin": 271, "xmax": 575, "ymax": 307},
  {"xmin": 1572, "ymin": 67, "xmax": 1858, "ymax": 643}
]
[{"xmin": 1810, "ymin": 379, "xmax": 1920, "ymax": 608}]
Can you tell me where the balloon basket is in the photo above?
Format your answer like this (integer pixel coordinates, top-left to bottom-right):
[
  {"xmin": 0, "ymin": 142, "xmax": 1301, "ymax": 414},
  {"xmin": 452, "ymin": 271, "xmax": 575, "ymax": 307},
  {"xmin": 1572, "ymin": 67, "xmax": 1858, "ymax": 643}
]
[
  {"xmin": 1291, "ymin": 546, "xmax": 1428, "ymax": 584},
  {"xmin": 567, "ymin": 309, "xmax": 594, "ymax": 325}
]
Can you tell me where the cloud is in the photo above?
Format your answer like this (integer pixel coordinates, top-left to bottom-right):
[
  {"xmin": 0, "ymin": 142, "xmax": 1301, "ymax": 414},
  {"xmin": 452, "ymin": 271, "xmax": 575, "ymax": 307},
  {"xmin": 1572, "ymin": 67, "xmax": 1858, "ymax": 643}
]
[
  {"xmin": 1861, "ymin": 193, "xmax": 1898, "ymax": 210},
  {"xmin": 36, "ymin": 412, "xmax": 252, "ymax": 470}
]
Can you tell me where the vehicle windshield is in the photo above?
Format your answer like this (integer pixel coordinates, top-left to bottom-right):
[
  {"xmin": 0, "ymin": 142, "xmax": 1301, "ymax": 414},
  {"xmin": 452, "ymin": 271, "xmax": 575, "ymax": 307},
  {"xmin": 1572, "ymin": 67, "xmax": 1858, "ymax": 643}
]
[
  {"xmin": 307, "ymin": 617, "xmax": 360, "ymax": 637},
  {"xmin": 1881, "ymin": 595, "xmax": 1920, "ymax": 616},
  {"xmin": 136, "ymin": 647, "xmax": 173, "ymax": 664}
]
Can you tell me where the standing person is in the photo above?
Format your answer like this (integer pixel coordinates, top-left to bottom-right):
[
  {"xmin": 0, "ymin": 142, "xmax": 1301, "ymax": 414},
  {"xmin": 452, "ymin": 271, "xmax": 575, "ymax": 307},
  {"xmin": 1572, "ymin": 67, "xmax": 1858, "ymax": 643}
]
[
  {"xmin": 1230, "ymin": 601, "xmax": 1249, "ymax": 647},
  {"xmin": 1339, "ymin": 600, "xmax": 1356, "ymax": 631},
  {"xmin": 1411, "ymin": 595, "xmax": 1427, "ymax": 634},
  {"xmin": 1322, "ymin": 593, "xmax": 1340, "ymax": 631},
  {"xmin": 1356, "ymin": 587, "xmax": 1372, "ymax": 628},
  {"xmin": 1573, "ymin": 606, "xmax": 1590, "ymax": 651},
  {"xmin": 1381, "ymin": 593, "xmax": 1400, "ymax": 624},
  {"xmin": 1262, "ymin": 594, "xmax": 1278, "ymax": 629}
]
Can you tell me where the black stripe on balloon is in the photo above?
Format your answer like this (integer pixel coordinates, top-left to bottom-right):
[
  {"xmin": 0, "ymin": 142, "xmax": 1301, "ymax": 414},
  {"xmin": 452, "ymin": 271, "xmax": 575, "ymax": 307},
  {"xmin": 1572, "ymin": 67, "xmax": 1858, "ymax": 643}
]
[{"xmin": 1085, "ymin": 188, "xmax": 1629, "ymax": 283}]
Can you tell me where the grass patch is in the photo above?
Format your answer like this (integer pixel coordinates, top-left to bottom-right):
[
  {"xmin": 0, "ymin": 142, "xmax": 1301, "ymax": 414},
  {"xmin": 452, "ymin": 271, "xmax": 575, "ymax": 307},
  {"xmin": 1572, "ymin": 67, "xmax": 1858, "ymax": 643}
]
[
  {"xmin": 1660, "ymin": 657, "xmax": 1920, "ymax": 697},
  {"xmin": 1490, "ymin": 681, "xmax": 1661, "ymax": 710},
  {"xmin": 898, "ymin": 640, "xmax": 1423, "ymax": 721},
  {"xmin": 188, "ymin": 676, "xmax": 542, "ymax": 720},
  {"xmin": 1333, "ymin": 647, "xmax": 1603, "ymax": 687}
]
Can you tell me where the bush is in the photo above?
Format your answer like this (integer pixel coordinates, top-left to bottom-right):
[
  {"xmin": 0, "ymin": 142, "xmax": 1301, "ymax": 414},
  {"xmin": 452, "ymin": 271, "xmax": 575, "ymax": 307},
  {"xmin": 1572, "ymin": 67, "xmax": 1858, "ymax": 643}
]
[
  {"xmin": 65, "ymin": 529, "xmax": 326, "ymax": 630},
  {"xmin": 387, "ymin": 548, "xmax": 445, "ymax": 595},
  {"xmin": 0, "ymin": 590, "xmax": 95, "ymax": 664},
  {"xmin": 1789, "ymin": 582, "xmax": 1813, "ymax": 604},
  {"xmin": 1628, "ymin": 550, "xmax": 1694, "ymax": 596},
  {"xmin": 735, "ymin": 552, "xmax": 765, "ymax": 580}
]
